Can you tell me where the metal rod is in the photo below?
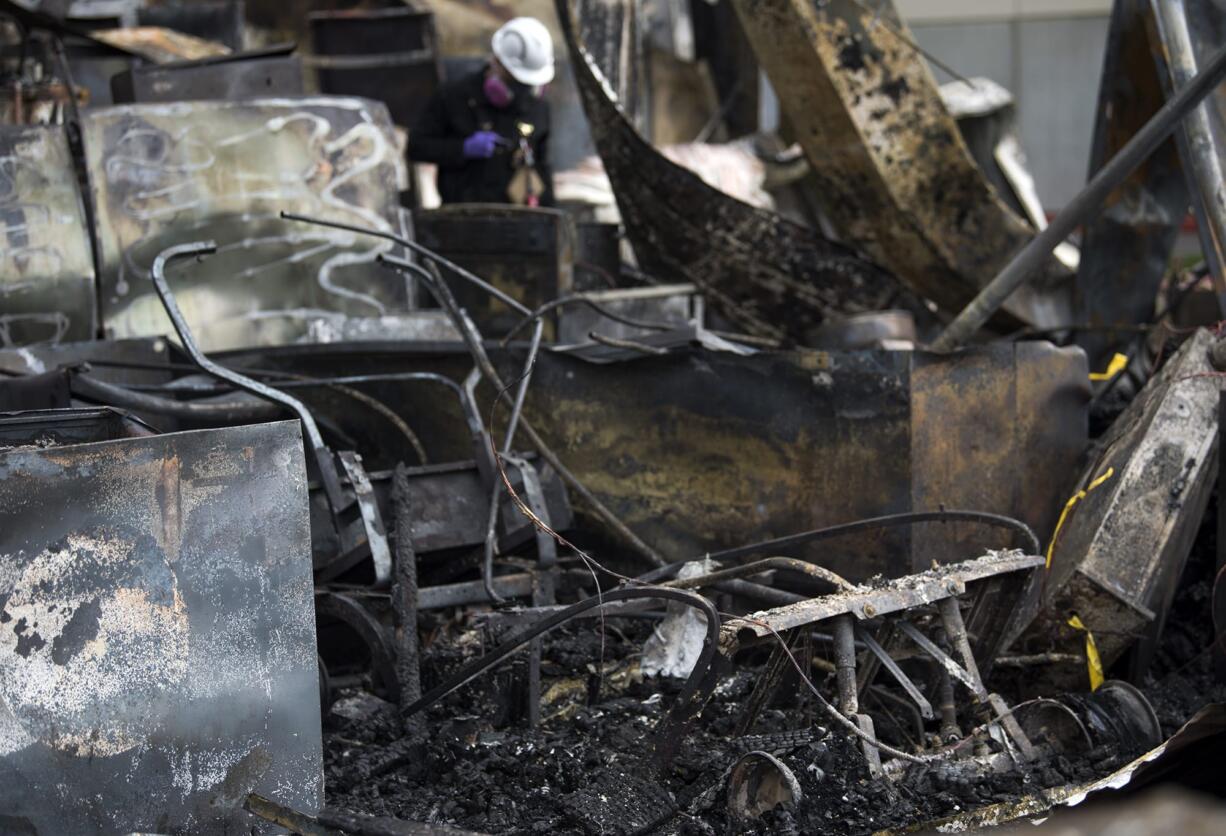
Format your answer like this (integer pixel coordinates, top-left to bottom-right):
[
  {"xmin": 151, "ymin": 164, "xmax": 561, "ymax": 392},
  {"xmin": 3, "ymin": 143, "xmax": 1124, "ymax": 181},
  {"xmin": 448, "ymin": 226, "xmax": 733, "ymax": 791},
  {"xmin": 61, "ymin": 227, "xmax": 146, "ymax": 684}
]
[
  {"xmin": 390, "ymin": 464, "xmax": 423, "ymax": 730},
  {"xmin": 856, "ymin": 625, "xmax": 935, "ymax": 720},
  {"xmin": 500, "ymin": 290, "xmax": 682, "ymax": 344},
  {"xmin": 1154, "ymin": 0, "xmax": 1226, "ymax": 306},
  {"xmin": 833, "ymin": 615, "xmax": 859, "ymax": 715},
  {"xmin": 379, "ymin": 256, "xmax": 668, "ymax": 567},
  {"xmin": 695, "ymin": 510, "xmax": 1041, "ymax": 565},
  {"xmin": 661, "ymin": 556, "xmax": 854, "ymax": 592},
  {"xmin": 931, "ymin": 39, "xmax": 1226, "ymax": 351},
  {"xmin": 149, "ymin": 241, "xmax": 347, "ymax": 510}
]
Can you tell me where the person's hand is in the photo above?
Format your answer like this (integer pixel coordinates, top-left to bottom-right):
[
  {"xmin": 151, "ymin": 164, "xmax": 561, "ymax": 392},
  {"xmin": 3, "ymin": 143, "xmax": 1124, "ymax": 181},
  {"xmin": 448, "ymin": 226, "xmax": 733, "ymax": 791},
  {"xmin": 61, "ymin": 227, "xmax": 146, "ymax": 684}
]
[{"xmin": 462, "ymin": 131, "xmax": 505, "ymax": 160}]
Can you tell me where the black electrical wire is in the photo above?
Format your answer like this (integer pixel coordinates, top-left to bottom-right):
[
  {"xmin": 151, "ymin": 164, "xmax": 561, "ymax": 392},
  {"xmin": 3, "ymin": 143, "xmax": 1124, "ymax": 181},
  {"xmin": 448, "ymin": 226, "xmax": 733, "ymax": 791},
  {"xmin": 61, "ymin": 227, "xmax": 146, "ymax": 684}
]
[
  {"xmin": 398, "ymin": 586, "xmax": 719, "ymax": 723},
  {"xmin": 636, "ymin": 510, "xmax": 1040, "ymax": 584},
  {"xmin": 500, "ymin": 293, "xmax": 677, "ymax": 343},
  {"xmin": 70, "ymin": 373, "xmax": 281, "ymax": 421},
  {"xmin": 703, "ymin": 510, "xmax": 1041, "ymax": 564}
]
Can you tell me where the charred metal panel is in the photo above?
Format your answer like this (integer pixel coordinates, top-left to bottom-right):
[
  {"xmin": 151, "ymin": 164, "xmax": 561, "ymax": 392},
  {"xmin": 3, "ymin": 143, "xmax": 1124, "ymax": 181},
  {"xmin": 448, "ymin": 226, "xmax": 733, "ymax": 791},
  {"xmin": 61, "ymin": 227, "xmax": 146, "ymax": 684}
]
[
  {"xmin": 307, "ymin": 459, "xmax": 573, "ymax": 560},
  {"xmin": 507, "ymin": 343, "xmax": 1087, "ymax": 580},
  {"xmin": 82, "ymin": 97, "xmax": 413, "ymax": 351},
  {"xmin": 0, "ymin": 420, "xmax": 322, "ymax": 834},
  {"xmin": 728, "ymin": 0, "xmax": 1071, "ymax": 330},
  {"xmin": 1038, "ymin": 329, "xmax": 1219, "ymax": 686},
  {"xmin": 309, "ymin": 6, "xmax": 441, "ymax": 132},
  {"xmin": 909, "ymin": 341, "xmax": 1089, "ymax": 565},
  {"xmin": 110, "ymin": 54, "xmax": 306, "ymax": 103},
  {"xmin": 414, "ymin": 205, "xmax": 575, "ymax": 337},
  {"xmin": 557, "ymin": 0, "xmax": 899, "ymax": 343},
  {"xmin": 1076, "ymin": 0, "xmax": 1189, "ymax": 369},
  {"xmin": 213, "ymin": 340, "xmax": 1087, "ymax": 581},
  {"xmin": 0, "ymin": 407, "xmax": 155, "ymax": 444},
  {"xmin": 0, "ymin": 125, "xmax": 96, "ymax": 348}
]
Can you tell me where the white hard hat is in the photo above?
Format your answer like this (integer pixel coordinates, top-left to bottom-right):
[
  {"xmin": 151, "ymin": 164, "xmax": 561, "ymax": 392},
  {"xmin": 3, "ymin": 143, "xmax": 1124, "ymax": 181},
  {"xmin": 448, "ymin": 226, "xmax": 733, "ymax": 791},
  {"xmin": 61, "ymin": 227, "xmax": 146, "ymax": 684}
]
[{"xmin": 491, "ymin": 17, "xmax": 555, "ymax": 87}]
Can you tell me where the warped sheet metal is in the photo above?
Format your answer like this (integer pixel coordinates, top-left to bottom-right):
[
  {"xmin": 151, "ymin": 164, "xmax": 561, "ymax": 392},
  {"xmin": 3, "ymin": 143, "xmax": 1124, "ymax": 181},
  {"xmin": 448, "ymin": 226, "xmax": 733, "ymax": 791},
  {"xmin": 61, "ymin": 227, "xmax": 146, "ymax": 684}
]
[
  {"xmin": 83, "ymin": 97, "xmax": 413, "ymax": 351},
  {"xmin": 556, "ymin": 0, "xmax": 899, "ymax": 343},
  {"xmin": 915, "ymin": 704, "xmax": 1226, "ymax": 831},
  {"xmin": 728, "ymin": 0, "xmax": 1071, "ymax": 329},
  {"xmin": 208, "ymin": 339, "xmax": 1085, "ymax": 581},
  {"xmin": 1076, "ymin": 0, "xmax": 1190, "ymax": 369},
  {"xmin": 0, "ymin": 125, "xmax": 96, "ymax": 348},
  {"xmin": 0, "ymin": 419, "xmax": 322, "ymax": 834}
]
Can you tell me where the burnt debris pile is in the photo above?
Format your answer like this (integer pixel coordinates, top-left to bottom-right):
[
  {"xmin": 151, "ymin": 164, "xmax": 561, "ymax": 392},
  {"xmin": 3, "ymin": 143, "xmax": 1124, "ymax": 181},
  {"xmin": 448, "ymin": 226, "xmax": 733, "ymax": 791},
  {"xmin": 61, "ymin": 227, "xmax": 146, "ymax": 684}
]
[{"xmin": 2, "ymin": 0, "xmax": 1226, "ymax": 834}]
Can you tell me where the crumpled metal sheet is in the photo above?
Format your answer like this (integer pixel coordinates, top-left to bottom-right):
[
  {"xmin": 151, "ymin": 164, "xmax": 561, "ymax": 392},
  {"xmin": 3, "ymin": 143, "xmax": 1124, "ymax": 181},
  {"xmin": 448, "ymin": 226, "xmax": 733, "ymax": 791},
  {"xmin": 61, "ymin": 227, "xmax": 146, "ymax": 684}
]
[
  {"xmin": 911, "ymin": 703, "xmax": 1226, "ymax": 832},
  {"xmin": 729, "ymin": 0, "xmax": 1072, "ymax": 330},
  {"xmin": 556, "ymin": 0, "xmax": 902, "ymax": 343},
  {"xmin": 0, "ymin": 419, "xmax": 322, "ymax": 834},
  {"xmin": 83, "ymin": 97, "xmax": 413, "ymax": 351},
  {"xmin": 0, "ymin": 125, "xmax": 96, "ymax": 348}
]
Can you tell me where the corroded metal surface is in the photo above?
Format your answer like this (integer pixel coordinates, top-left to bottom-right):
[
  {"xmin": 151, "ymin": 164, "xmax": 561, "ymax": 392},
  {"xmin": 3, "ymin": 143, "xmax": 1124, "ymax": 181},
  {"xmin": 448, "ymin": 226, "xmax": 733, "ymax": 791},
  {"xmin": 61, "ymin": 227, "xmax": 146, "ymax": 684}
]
[
  {"xmin": 0, "ymin": 420, "xmax": 321, "ymax": 834},
  {"xmin": 83, "ymin": 97, "xmax": 412, "ymax": 351},
  {"xmin": 1034, "ymin": 329, "xmax": 1219, "ymax": 687},
  {"xmin": 0, "ymin": 125, "xmax": 96, "ymax": 348},
  {"xmin": 722, "ymin": 553, "xmax": 1044, "ymax": 651},
  {"xmin": 510, "ymin": 341, "xmax": 1087, "ymax": 579},
  {"xmin": 729, "ymin": 0, "xmax": 1071, "ymax": 329},
  {"xmin": 556, "ymin": 0, "xmax": 899, "ymax": 343},
  {"xmin": 219, "ymin": 339, "xmax": 1085, "ymax": 579}
]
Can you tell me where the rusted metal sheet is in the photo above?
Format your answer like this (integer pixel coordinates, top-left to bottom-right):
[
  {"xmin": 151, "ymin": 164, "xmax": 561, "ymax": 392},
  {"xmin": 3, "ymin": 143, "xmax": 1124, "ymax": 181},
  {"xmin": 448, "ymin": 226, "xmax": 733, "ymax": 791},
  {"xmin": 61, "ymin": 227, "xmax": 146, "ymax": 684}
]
[
  {"xmin": 728, "ymin": 0, "xmax": 1071, "ymax": 330},
  {"xmin": 0, "ymin": 419, "xmax": 322, "ymax": 834},
  {"xmin": 82, "ymin": 97, "xmax": 413, "ymax": 351},
  {"xmin": 220, "ymin": 339, "xmax": 1087, "ymax": 581},
  {"xmin": 556, "ymin": 0, "xmax": 901, "ymax": 343},
  {"xmin": 0, "ymin": 125, "xmax": 96, "ymax": 348},
  {"xmin": 1076, "ymin": 0, "xmax": 1189, "ymax": 369},
  {"xmin": 510, "ymin": 341, "xmax": 1087, "ymax": 581},
  {"xmin": 1036, "ymin": 329, "xmax": 1219, "ymax": 687}
]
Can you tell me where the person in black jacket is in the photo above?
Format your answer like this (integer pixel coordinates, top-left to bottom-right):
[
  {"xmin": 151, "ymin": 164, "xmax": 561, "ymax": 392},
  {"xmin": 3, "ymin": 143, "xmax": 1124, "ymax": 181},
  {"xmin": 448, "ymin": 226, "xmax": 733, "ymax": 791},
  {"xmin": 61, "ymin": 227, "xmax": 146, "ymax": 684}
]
[{"xmin": 410, "ymin": 17, "xmax": 555, "ymax": 206}]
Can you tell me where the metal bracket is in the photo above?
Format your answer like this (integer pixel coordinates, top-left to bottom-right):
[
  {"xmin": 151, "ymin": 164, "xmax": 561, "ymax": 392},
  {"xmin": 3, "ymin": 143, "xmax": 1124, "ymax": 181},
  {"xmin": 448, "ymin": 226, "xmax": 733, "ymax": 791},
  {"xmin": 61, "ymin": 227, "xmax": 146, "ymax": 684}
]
[{"xmin": 337, "ymin": 451, "xmax": 392, "ymax": 588}]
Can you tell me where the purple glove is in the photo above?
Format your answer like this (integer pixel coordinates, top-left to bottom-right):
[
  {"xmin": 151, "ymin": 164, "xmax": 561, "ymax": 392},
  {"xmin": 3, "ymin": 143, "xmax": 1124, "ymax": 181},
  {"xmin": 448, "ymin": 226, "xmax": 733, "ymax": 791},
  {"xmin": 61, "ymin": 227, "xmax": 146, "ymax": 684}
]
[{"xmin": 462, "ymin": 130, "xmax": 503, "ymax": 160}]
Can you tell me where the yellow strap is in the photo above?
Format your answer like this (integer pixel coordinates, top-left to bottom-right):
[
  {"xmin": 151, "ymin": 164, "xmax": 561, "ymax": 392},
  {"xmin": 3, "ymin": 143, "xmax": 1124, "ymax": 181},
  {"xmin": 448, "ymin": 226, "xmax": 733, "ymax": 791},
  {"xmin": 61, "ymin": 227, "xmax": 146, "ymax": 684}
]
[
  {"xmin": 1046, "ymin": 467, "xmax": 1115, "ymax": 569},
  {"xmin": 1089, "ymin": 352, "xmax": 1128, "ymax": 381},
  {"xmin": 1067, "ymin": 614, "xmax": 1104, "ymax": 691}
]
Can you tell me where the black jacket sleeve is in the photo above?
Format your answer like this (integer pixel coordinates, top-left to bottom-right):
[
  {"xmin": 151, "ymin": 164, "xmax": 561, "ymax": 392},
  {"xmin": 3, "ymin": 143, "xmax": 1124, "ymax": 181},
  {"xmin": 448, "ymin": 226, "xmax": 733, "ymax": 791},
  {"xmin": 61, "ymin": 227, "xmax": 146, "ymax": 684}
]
[{"xmin": 409, "ymin": 90, "xmax": 467, "ymax": 167}]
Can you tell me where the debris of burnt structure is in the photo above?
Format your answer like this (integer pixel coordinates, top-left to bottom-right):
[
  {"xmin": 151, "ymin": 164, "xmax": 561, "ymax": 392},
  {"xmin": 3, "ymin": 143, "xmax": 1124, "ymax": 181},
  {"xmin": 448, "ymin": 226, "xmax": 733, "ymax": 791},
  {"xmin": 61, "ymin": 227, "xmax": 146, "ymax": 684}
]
[{"xmin": 3, "ymin": 0, "xmax": 1226, "ymax": 833}]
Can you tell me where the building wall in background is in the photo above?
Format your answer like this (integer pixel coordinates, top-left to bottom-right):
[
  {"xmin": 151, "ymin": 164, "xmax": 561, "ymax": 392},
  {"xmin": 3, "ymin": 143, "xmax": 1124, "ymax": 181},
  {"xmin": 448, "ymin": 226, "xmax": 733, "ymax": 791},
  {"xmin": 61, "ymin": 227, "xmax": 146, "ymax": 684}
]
[{"xmin": 908, "ymin": 4, "xmax": 1111, "ymax": 210}]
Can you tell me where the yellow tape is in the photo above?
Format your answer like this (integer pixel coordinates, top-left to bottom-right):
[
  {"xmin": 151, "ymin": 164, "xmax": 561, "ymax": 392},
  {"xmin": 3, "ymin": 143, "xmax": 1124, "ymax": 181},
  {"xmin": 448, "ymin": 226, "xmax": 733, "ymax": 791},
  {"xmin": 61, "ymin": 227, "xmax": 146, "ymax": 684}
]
[
  {"xmin": 1046, "ymin": 467, "xmax": 1115, "ymax": 569},
  {"xmin": 1067, "ymin": 614, "xmax": 1104, "ymax": 691},
  {"xmin": 1089, "ymin": 352, "xmax": 1128, "ymax": 382}
]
